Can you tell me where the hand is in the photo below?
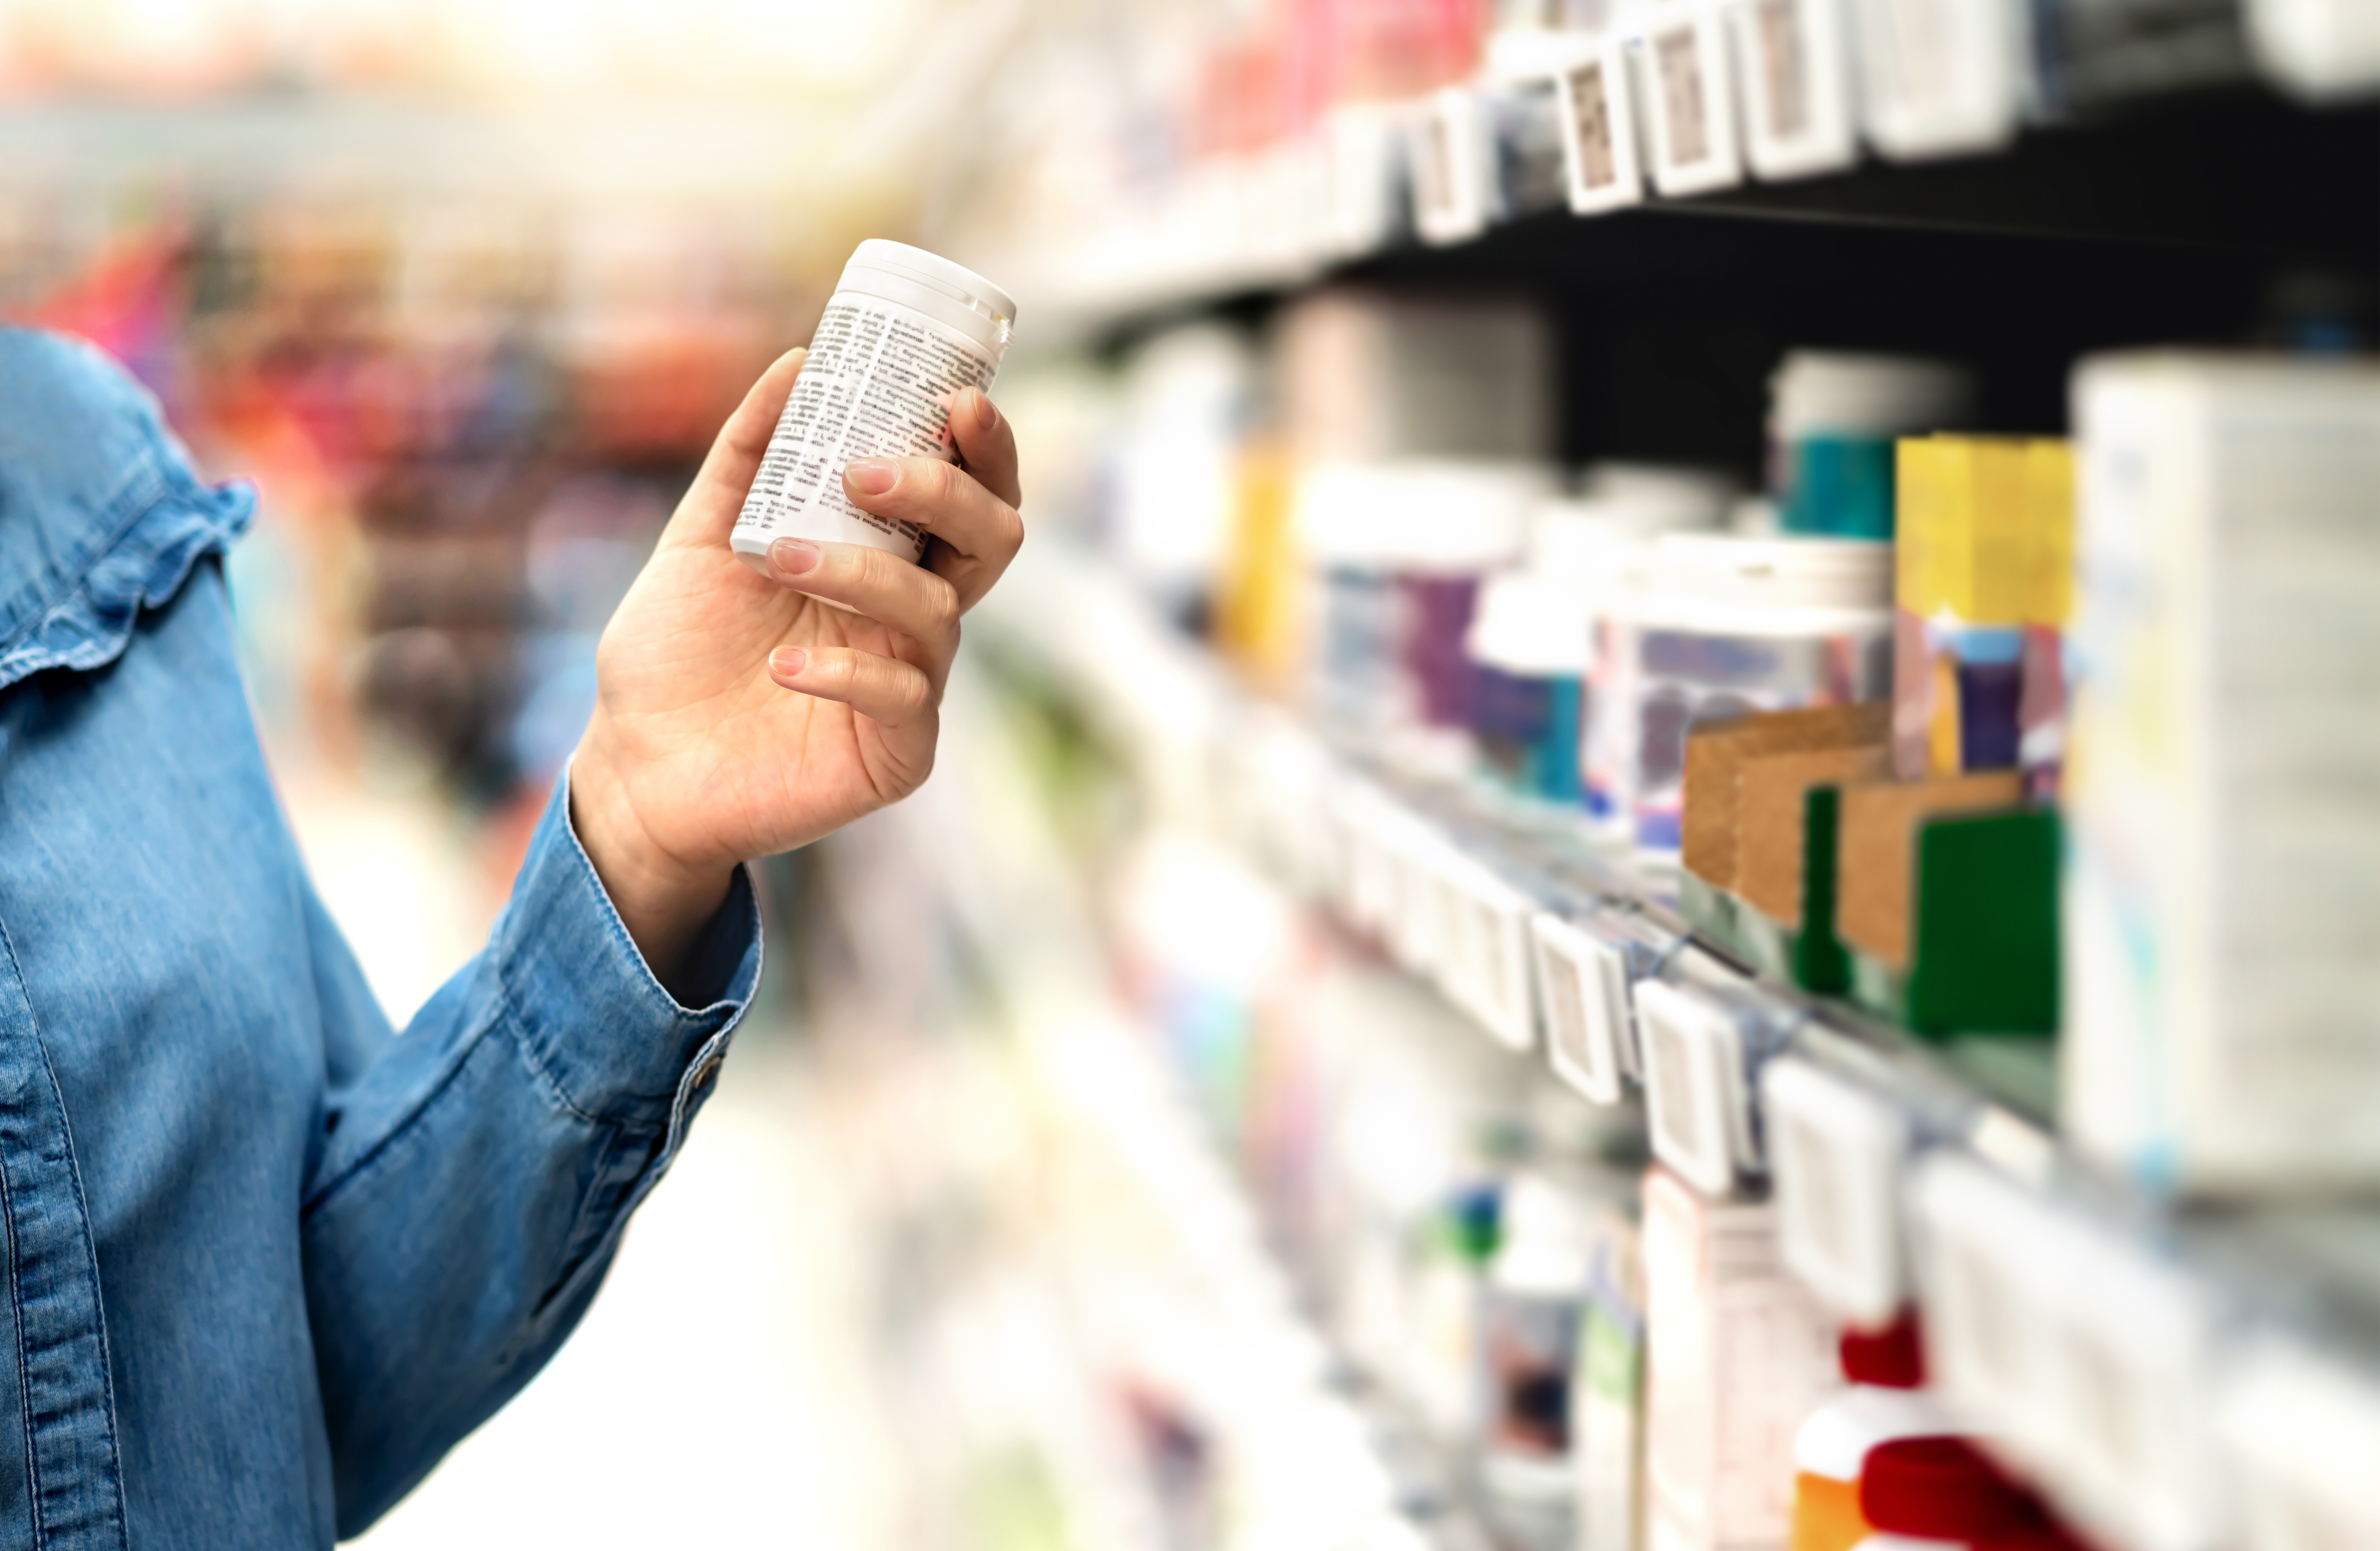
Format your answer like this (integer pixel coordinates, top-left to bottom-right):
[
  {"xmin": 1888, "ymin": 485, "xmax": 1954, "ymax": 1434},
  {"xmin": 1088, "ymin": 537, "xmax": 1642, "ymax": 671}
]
[{"xmin": 568, "ymin": 347, "xmax": 1025, "ymax": 992}]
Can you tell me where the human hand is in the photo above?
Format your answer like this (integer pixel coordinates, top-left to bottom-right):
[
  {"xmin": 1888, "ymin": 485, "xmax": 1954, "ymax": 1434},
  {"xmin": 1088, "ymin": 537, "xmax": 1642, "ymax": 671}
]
[{"xmin": 568, "ymin": 348, "xmax": 1025, "ymax": 990}]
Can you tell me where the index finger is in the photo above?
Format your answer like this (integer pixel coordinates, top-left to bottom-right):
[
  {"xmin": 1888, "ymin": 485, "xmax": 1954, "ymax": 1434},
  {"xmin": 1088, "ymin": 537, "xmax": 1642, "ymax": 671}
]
[{"xmin": 949, "ymin": 387, "xmax": 1021, "ymax": 509}]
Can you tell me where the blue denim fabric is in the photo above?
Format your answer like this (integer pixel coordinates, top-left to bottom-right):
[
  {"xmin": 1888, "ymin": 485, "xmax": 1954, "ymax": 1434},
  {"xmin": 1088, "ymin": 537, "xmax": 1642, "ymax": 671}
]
[{"xmin": 0, "ymin": 328, "xmax": 762, "ymax": 1546}]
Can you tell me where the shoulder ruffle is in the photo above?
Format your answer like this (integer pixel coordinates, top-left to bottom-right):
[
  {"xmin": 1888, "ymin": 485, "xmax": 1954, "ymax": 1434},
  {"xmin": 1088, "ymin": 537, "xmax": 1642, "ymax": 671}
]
[{"xmin": 0, "ymin": 329, "xmax": 256, "ymax": 693}]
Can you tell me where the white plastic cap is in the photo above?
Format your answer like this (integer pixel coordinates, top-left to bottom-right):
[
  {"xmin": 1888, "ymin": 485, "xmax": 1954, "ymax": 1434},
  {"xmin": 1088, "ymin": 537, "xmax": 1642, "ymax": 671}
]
[
  {"xmin": 1647, "ymin": 532, "xmax": 1894, "ymax": 611},
  {"xmin": 838, "ymin": 240, "xmax": 1017, "ymax": 359},
  {"xmin": 1529, "ymin": 471, "xmax": 1729, "ymax": 596},
  {"xmin": 1296, "ymin": 459, "xmax": 1556, "ymax": 572},
  {"xmin": 1493, "ymin": 1172, "xmax": 1595, "ymax": 1293},
  {"xmin": 1771, "ymin": 351, "xmax": 1974, "ymax": 438},
  {"xmin": 1577, "ymin": 462, "xmax": 1739, "ymax": 525},
  {"xmin": 1467, "ymin": 572, "xmax": 1595, "ymax": 676}
]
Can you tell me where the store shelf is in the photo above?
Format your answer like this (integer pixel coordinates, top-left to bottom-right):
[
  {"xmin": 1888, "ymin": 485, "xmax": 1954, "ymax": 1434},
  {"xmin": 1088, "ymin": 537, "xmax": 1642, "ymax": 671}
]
[{"xmin": 980, "ymin": 541, "xmax": 2380, "ymax": 1550}]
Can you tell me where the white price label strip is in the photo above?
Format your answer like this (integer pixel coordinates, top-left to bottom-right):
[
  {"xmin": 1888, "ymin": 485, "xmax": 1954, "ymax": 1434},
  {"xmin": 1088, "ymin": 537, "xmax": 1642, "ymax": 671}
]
[
  {"xmin": 1337, "ymin": 780, "xmax": 1397, "ymax": 934},
  {"xmin": 1558, "ymin": 41, "xmax": 1647, "ymax": 214},
  {"xmin": 1761, "ymin": 1056, "xmax": 1912, "ymax": 1327},
  {"xmin": 1412, "ymin": 87, "xmax": 1492, "ymax": 246},
  {"xmin": 2222, "ymin": 1337, "xmax": 2380, "ymax": 1548},
  {"xmin": 1733, "ymin": 0, "xmax": 1860, "ymax": 180},
  {"xmin": 1413, "ymin": 847, "xmax": 1539, "ymax": 1053},
  {"xmin": 1912, "ymin": 1153, "xmax": 2233, "ymax": 1551},
  {"xmin": 1459, "ymin": 863, "xmax": 1539, "ymax": 1053},
  {"xmin": 2248, "ymin": 0, "xmax": 2380, "ymax": 105},
  {"xmin": 1534, "ymin": 913, "xmax": 1633, "ymax": 1103},
  {"xmin": 1910, "ymin": 1154, "xmax": 2069, "ymax": 1460},
  {"xmin": 2035, "ymin": 1228, "xmax": 2232, "ymax": 1551},
  {"xmin": 1634, "ymin": 4, "xmax": 1745, "ymax": 196},
  {"xmin": 1635, "ymin": 980, "xmax": 1751, "ymax": 1197},
  {"xmin": 1851, "ymin": 0, "xmax": 2026, "ymax": 162}
]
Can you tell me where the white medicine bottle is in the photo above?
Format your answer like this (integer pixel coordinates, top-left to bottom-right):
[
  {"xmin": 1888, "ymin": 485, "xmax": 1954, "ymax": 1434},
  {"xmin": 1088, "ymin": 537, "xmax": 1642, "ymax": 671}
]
[{"xmin": 731, "ymin": 241, "xmax": 1016, "ymax": 570}]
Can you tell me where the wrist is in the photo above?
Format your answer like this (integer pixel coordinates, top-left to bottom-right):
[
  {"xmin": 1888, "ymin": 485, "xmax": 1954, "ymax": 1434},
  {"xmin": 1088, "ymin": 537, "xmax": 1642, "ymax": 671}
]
[{"xmin": 568, "ymin": 720, "xmax": 733, "ymax": 996}]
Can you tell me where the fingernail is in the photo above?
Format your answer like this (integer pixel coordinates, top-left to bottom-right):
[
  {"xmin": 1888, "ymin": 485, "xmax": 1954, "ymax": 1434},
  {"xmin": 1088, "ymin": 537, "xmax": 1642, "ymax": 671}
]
[
  {"xmin": 845, "ymin": 458, "xmax": 898, "ymax": 497},
  {"xmin": 770, "ymin": 647, "xmax": 806, "ymax": 676},
  {"xmin": 769, "ymin": 538, "xmax": 820, "ymax": 576},
  {"xmin": 974, "ymin": 390, "xmax": 998, "ymax": 432}
]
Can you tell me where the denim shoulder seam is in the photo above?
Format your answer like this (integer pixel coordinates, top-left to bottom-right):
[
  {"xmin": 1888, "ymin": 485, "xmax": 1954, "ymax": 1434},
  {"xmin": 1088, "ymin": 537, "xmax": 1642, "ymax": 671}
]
[
  {"xmin": 0, "ymin": 460, "xmax": 163, "ymax": 660},
  {"xmin": 0, "ymin": 464, "xmax": 254, "ymax": 694}
]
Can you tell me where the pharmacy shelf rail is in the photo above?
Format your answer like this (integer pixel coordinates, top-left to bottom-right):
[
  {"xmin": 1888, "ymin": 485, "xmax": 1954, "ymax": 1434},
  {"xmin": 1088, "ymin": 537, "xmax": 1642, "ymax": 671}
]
[
  {"xmin": 981, "ymin": 544, "xmax": 2380, "ymax": 1551},
  {"xmin": 1016, "ymin": 89, "xmax": 2380, "ymax": 386}
]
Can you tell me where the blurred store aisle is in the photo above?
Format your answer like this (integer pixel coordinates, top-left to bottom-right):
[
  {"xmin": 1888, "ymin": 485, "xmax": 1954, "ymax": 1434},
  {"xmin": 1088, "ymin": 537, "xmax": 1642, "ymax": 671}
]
[{"xmin": 348, "ymin": 1029, "xmax": 894, "ymax": 1550}]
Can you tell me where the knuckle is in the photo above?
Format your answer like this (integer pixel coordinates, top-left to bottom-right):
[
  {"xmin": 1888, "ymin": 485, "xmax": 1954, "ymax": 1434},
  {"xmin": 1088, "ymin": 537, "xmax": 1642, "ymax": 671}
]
[
  {"xmin": 852, "ymin": 544, "xmax": 899, "ymax": 594},
  {"xmin": 924, "ymin": 457, "xmax": 968, "ymax": 506},
  {"xmin": 926, "ymin": 575, "xmax": 961, "ymax": 633}
]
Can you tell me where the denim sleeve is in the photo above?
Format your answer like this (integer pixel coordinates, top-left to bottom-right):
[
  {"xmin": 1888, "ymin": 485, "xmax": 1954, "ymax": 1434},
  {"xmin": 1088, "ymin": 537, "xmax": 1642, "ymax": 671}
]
[{"xmin": 298, "ymin": 769, "xmax": 761, "ymax": 1536}]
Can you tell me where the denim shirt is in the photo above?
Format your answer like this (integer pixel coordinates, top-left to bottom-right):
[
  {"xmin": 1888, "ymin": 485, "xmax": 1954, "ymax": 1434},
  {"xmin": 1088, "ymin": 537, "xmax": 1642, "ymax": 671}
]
[{"xmin": 0, "ymin": 328, "xmax": 762, "ymax": 1546}]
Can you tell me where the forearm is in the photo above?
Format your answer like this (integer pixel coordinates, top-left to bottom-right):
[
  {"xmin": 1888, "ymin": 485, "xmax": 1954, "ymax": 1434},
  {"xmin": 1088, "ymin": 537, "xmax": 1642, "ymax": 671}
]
[{"xmin": 303, "ymin": 774, "xmax": 759, "ymax": 1532}]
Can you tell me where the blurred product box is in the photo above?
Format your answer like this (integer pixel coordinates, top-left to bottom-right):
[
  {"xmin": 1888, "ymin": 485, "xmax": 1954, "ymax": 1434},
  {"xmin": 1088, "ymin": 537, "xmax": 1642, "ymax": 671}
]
[
  {"xmin": 1892, "ymin": 436, "xmax": 2075, "ymax": 793},
  {"xmin": 1298, "ymin": 459, "xmax": 1551, "ymax": 745},
  {"xmin": 1641, "ymin": 1166, "xmax": 1839, "ymax": 1551},
  {"xmin": 1678, "ymin": 701, "xmax": 1890, "ymax": 982},
  {"xmin": 1598, "ymin": 534, "xmax": 1893, "ymax": 853},
  {"xmin": 2064, "ymin": 354, "xmax": 2380, "ymax": 1192},
  {"xmin": 2030, "ymin": 0, "xmax": 2257, "ymax": 118},
  {"xmin": 1276, "ymin": 289, "xmax": 1553, "ymax": 465},
  {"xmin": 1837, "ymin": 771, "xmax": 2057, "ymax": 1034},
  {"xmin": 1770, "ymin": 352, "xmax": 1975, "ymax": 540},
  {"xmin": 1467, "ymin": 570, "xmax": 1593, "ymax": 803}
]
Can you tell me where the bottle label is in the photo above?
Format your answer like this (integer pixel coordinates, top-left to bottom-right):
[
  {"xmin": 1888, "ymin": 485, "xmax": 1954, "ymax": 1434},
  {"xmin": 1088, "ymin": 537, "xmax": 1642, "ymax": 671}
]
[{"xmin": 734, "ymin": 291, "xmax": 998, "ymax": 562}]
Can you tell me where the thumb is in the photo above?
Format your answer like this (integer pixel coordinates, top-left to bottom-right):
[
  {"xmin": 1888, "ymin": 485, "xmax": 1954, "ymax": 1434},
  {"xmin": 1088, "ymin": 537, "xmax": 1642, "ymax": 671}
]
[{"xmin": 663, "ymin": 347, "xmax": 806, "ymax": 550}]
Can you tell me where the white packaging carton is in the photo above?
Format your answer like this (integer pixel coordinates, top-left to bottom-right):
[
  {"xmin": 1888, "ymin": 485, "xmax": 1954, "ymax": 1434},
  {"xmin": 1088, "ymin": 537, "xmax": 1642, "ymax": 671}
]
[{"xmin": 2064, "ymin": 355, "xmax": 2380, "ymax": 1192}]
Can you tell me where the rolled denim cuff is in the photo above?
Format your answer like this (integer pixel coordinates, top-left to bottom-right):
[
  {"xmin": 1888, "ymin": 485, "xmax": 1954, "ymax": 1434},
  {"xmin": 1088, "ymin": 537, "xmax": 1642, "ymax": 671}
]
[{"xmin": 494, "ymin": 767, "xmax": 762, "ymax": 1131}]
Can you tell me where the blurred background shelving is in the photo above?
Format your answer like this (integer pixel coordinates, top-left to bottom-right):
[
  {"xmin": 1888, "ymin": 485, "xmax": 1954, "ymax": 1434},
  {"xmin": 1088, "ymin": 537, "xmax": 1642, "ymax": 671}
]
[{"xmin": 9, "ymin": 0, "xmax": 2380, "ymax": 1548}]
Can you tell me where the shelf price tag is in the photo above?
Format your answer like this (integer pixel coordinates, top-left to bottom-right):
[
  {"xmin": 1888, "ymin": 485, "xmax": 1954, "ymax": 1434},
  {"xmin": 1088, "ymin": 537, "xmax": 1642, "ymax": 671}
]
[
  {"xmin": 1240, "ymin": 711, "xmax": 1332, "ymax": 899},
  {"xmin": 2249, "ymin": 0, "xmax": 2380, "ymax": 105},
  {"xmin": 1732, "ymin": 0, "xmax": 1860, "ymax": 181},
  {"xmin": 1411, "ymin": 87, "xmax": 1494, "ymax": 246},
  {"xmin": 1334, "ymin": 778, "xmax": 1397, "ymax": 935},
  {"xmin": 2033, "ymin": 1226, "xmax": 2233, "ymax": 1551},
  {"xmin": 1631, "ymin": 2, "xmax": 1746, "ymax": 197},
  {"xmin": 1386, "ymin": 811, "xmax": 1451, "ymax": 983},
  {"xmin": 2222, "ymin": 1337, "xmax": 2380, "ymax": 1547},
  {"xmin": 1910, "ymin": 1155, "xmax": 2070, "ymax": 1462},
  {"xmin": 1443, "ymin": 856, "xmax": 1539, "ymax": 1052},
  {"xmin": 1909, "ymin": 1145, "xmax": 2234, "ymax": 1551},
  {"xmin": 1323, "ymin": 103, "xmax": 1404, "ymax": 260},
  {"xmin": 1850, "ymin": 0, "xmax": 2027, "ymax": 162},
  {"xmin": 1635, "ymin": 980, "xmax": 1755, "ymax": 1197},
  {"xmin": 1557, "ymin": 40, "xmax": 1647, "ymax": 214},
  {"xmin": 1761, "ymin": 1055, "xmax": 1912, "ymax": 1327},
  {"xmin": 1534, "ymin": 913, "xmax": 1633, "ymax": 1103}
]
